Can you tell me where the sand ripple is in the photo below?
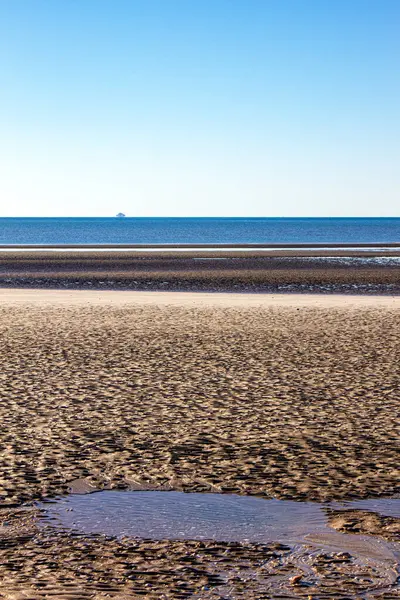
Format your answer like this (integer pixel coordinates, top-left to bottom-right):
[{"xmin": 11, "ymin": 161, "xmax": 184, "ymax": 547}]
[{"xmin": 0, "ymin": 297, "xmax": 399, "ymax": 597}]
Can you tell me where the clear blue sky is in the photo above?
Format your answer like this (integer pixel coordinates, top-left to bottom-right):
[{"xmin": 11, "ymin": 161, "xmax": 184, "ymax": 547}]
[{"xmin": 1, "ymin": 0, "xmax": 399, "ymax": 216}]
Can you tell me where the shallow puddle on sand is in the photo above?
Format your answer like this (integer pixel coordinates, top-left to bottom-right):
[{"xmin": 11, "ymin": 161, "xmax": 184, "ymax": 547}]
[
  {"xmin": 331, "ymin": 496, "xmax": 400, "ymax": 518},
  {"xmin": 32, "ymin": 492, "xmax": 400, "ymax": 598},
  {"xmin": 42, "ymin": 492, "xmax": 326, "ymax": 543},
  {"xmin": 40, "ymin": 491, "xmax": 399, "ymax": 560}
]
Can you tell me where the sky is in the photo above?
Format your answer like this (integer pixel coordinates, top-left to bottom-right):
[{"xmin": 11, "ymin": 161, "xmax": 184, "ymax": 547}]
[{"xmin": 0, "ymin": 0, "xmax": 399, "ymax": 217}]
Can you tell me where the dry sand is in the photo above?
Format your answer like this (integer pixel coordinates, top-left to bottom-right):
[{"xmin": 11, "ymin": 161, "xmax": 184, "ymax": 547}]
[
  {"xmin": 1, "ymin": 287, "xmax": 399, "ymax": 307},
  {"xmin": 0, "ymin": 289, "xmax": 399, "ymax": 598}
]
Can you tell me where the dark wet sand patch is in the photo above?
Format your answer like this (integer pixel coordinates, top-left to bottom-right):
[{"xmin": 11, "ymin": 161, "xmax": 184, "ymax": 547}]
[{"xmin": 0, "ymin": 250, "xmax": 399, "ymax": 293}]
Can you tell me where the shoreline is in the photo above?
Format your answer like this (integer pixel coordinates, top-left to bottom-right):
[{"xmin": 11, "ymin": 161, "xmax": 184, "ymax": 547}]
[
  {"xmin": 1, "ymin": 247, "xmax": 400, "ymax": 256},
  {"xmin": 1, "ymin": 242, "xmax": 400, "ymax": 249}
]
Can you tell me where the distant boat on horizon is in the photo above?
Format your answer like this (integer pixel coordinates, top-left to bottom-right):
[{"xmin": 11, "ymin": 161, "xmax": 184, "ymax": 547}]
[{"xmin": 116, "ymin": 212, "xmax": 126, "ymax": 218}]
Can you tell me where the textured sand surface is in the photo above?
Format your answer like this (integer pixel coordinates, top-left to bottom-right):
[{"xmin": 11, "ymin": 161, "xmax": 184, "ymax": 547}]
[
  {"xmin": 0, "ymin": 290, "xmax": 399, "ymax": 598},
  {"xmin": 328, "ymin": 508, "xmax": 400, "ymax": 541},
  {"xmin": 1, "ymin": 513, "xmax": 399, "ymax": 599},
  {"xmin": 0, "ymin": 250, "xmax": 399, "ymax": 294},
  {"xmin": 0, "ymin": 291, "xmax": 398, "ymax": 504}
]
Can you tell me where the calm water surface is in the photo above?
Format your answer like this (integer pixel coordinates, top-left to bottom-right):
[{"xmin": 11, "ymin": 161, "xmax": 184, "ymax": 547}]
[
  {"xmin": 1, "ymin": 217, "xmax": 400, "ymax": 245},
  {"xmin": 40, "ymin": 491, "xmax": 400, "ymax": 559}
]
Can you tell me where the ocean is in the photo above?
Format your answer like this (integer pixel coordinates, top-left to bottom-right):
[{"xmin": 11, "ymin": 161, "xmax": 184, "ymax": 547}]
[{"xmin": 0, "ymin": 217, "xmax": 399, "ymax": 246}]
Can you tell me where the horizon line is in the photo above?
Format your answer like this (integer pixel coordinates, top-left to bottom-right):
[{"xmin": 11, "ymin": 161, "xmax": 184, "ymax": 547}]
[{"xmin": 1, "ymin": 216, "xmax": 399, "ymax": 220}]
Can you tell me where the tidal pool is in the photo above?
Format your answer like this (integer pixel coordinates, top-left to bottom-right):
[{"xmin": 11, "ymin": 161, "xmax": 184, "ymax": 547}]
[
  {"xmin": 40, "ymin": 491, "xmax": 400, "ymax": 561},
  {"xmin": 35, "ymin": 490, "xmax": 400, "ymax": 597}
]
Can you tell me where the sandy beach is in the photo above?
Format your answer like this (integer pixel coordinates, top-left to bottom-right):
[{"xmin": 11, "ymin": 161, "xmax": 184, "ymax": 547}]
[
  {"xmin": 0, "ymin": 289, "xmax": 399, "ymax": 598},
  {"xmin": 3, "ymin": 0, "xmax": 400, "ymax": 592}
]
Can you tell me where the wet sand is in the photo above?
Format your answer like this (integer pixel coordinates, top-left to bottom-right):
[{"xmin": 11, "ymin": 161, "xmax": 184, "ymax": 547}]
[
  {"xmin": 0, "ymin": 249, "xmax": 399, "ymax": 294},
  {"xmin": 0, "ymin": 289, "xmax": 399, "ymax": 598}
]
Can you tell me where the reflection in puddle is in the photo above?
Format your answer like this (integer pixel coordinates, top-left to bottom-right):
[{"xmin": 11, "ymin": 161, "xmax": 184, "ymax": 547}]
[
  {"xmin": 43, "ymin": 492, "xmax": 325, "ymax": 543},
  {"xmin": 32, "ymin": 492, "xmax": 400, "ymax": 598},
  {"xmin": 332, "ymin": 497, "xmax": 400, "ymax": 518},
  {"xmin": 40, "ymin": 491, "xmax": 400, "ymax": 561}
]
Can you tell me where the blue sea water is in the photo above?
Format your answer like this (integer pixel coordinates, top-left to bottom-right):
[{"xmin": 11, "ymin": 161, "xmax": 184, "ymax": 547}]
[{"xmin": 0, "ymin": 217, "xmax": 399, "ymax": 246}]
